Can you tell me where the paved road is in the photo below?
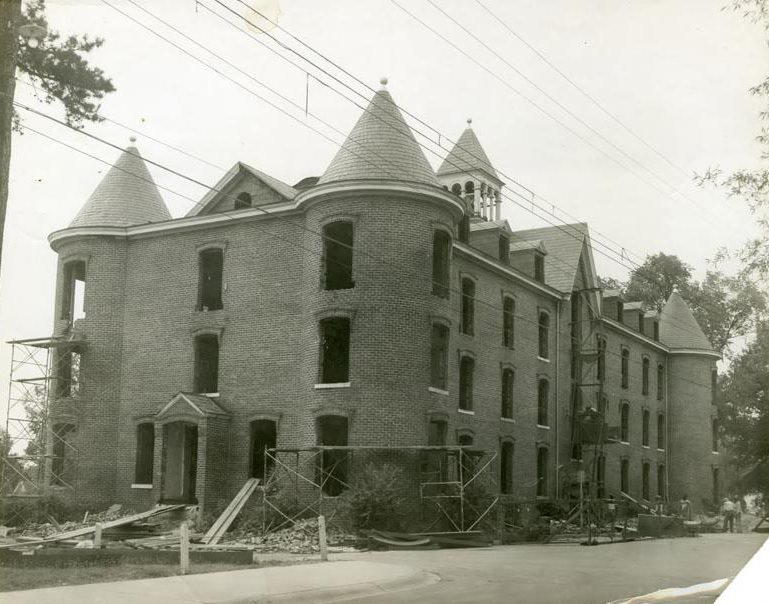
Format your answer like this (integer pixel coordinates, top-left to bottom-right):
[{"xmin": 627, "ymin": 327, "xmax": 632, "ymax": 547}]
[{"xmin": 336, "ymin": 533, "xmax": 767, "ymax": 604}]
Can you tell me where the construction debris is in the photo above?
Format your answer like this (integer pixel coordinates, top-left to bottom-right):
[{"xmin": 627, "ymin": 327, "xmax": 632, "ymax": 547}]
[{"xmin": 201, "ymin": 478, "xmax": 259, "ymax": 545}]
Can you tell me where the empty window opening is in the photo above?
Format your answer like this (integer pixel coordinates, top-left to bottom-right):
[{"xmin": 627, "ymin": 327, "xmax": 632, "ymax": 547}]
[
  {"xmin": 616, "ymin": 300, "xmax": 624, "ymax": 323},
  {"xmin": 620, "ymin": 458, "xmax": 629, "ymax": 493},
  {"xmin": 536, "ymin": 447, "xmax": 549, "ymax": 497},
  {"xmin": 712, "ymin": 418, "xmax": 719, "ymax": 452},
  {"xmin": 460, "ymin": 278, "xmax": 475, "ymax": 336},
  {"xmin": 642, "ymin": 409, "xmax": 650, "ymax": 447},
  {"xmin": 430, "ymin": 324, "xmax": 449, "ymax": 391},
  {"xmin": 319, "ymin": 317, "xmax": 350, "ymax": 384},
  {"xmin": 60, "ymin": 260, "xmax": 86, "ymax": 320},
  {"xmin": 642, "ymin": 357, "xmax": 650, "ymax": 395},
  {"xmin": 250, "ymin": 420, "xmax": 277, "ymax": 480},
  {"xmin": 463, "ymin": 181, "xmax": 475, "ymax": 203},
  {"xmin": 234, "ymin": 192, "xmax": 252, "ymax": 209},
  {"xmin": 657, "ymin": 413, "xmax": 665, "ymax": 449},
  {"xmin": 711, "ymin": 369, "xmax": 718, "ymax": 405},
  {"xmin": 198, "ymin": 249, "xmax": 223, "ymax": 311},
  {"xmin": 432, "ymin": 230, "xmax": 451, "ymax": 298},
  {"xmin": 537, "ymin": 378, "xmax": 549, "ymax": 426},
  {"xmin": 501, "ymin": 369, "xmax": 514, "ymax": 419},
  {"xmin": 538, "ymin": 312, "xmax": 550, "ymax": 359},
  {"xmin": 425, "ymin": 419, "xmax": 448, "ymax": 483},
  {"xmin": 653, "ymin": 320, "xmax": 660, "ymax": 341},
  {"xmin": 596, "ymin": 455, "xmax": 606, "ymax": 499},
  {"xmin": 712, "ymin": 467, "xmax": 720, "ymax": 505},
  {"xmin": 322, "ymin": 221, "xmax": 354, "ymax": 290},
  {"xmin": 55, "ymin": 348, "xmax": 82, "ymax": 399},
  {"xmin": 597, "ymin": 336, "xmax": 606, "ymax": 382},
  {"xmin": 657, "ymin": 464, "xmax": 666, "ymax": 499},
  {"xmin": 503, "ymin": 297, "xmax": 515, "ymax": 349},
  {"xmin": 134, "ymin": 423, "xmax": 155, "ymax": 484},
  {"xmin": 50, "ymin": 423, "xmax": 76, "ymax": 486},
  {"xmin": 657, "ymin": 363, "xmax": 665, "ymax": 400},
  {"xmin": 194, "ymin": 334, "xmax": 219, "ymax": 394},
  {"xmin": 534, "ymin": 254, "xmax": 545, "ymax": 283},
  {"xmin": 317, "ymin": 415, "xmax": 348, "ymax": 496},
  {"xmin": 621, "ymin": 348, "xmax": 629, "ymax": 389},
  {"xmin": 498, "ymin": 234, "xmax": 510, "ymax": 264},
  {"xmin": 638, "ymin": 313, "xmax": 645, "ymax": 334},
  {"xmin": 620, "ymin": 403, "xmax": 629, "ymax": 442},
  {"xmin": 451, "ymin": 183, "xmax": 462, "ymax": 196},
  {"xmin": 500, "ymin": 441, "xmax": 513, "ymax": 494},
  {"xmin": 459, "ymin": 356, "xmax": 474, "ymax": 411},
  {"xmin": 642, "ymin": 462, "xmax": 650, "ymax": 500}
]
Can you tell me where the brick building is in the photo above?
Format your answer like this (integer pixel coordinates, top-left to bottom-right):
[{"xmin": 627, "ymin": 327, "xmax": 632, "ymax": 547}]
[{"xmin": 42, "ymin": 82, "xmax": 721, "ymax": 514}]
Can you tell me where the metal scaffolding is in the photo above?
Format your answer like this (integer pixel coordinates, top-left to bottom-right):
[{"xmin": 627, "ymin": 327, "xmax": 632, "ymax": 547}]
[
  {"xmin": 0, "ymin": 336, "xmax": 84, "ymax": 523},
  {"xmin": 260, "ymin": 445, "xmax": 499, "ymax": 535}
]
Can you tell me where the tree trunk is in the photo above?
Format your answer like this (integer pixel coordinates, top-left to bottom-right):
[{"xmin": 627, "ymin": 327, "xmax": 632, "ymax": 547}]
[{"xmin": 0, "ymin": 0, "xmax": 22, "ymax": 277}]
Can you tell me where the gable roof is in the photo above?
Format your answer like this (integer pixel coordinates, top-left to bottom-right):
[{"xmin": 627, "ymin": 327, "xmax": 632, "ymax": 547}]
[
  {"xmin": 69, "ymin": 144, "xmax": 171, "ymax": 228},
  {"xmin": 437, "ymin": 123, "xmax": 499, "ymax": 181},
  {"xmin": 187, "ymin": 162, "xmax": 298, "ymax": 217},
  {"xmin": 319, "ymin": 86, "xmax": 440, "ymax": 187},
  {"xmin": 512, "ymin": 223, "xmax": 593, "ymax": 293},
  {"xmin": 659, "ymin": 291, "xmax": 714, "ymax": 351},
  {"xmin": 157, "ymin": 392, "xmax": 230, "ymax": 418}
]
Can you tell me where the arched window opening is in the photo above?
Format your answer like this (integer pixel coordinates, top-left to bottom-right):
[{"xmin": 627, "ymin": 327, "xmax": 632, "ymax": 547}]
[
  {"xmin": 322, "ymin": 221, "xmax": 354, "ymax": 290},
  {"xmin": 536, "ymin": 447, "xmax": 549, "ymax": 497},
  {"xmin": 500, "ymin": 441, "xmax": 513, "ymax": 494},
  {"xmin": 501, "ymin": 368, "xmax": 514, "ymax": 419},
  {"xmin": 538, "ymin": 312, "xmax": 550, "ymax": 359},
  {"xmin": 620, "ymin": 403, "xmax": 629, "ymax": 443},
  {"xmin": 503, "ymin": 297, "xmax": 515, "ymax": 349},
  {"xmin": 460, "ymin": 279, "xmax": 475, "ymax": 336},
  {"xmin": 459, "ymin": 356, "xmax": 474, "ymax": 411},
  {"xmin": 432, "ymin": 230, "xmax": 451, "ymax": 298},
  {"xmin": 317, "ymin": 415, "xmax": 349, "ymax": 496},
  {"xmin": 537, "ymin": 378, "xmax": 549, "ymax": 426},
  {"xmin": 235, "ymin": 192, "xmax": 252, "ymax": 209}
]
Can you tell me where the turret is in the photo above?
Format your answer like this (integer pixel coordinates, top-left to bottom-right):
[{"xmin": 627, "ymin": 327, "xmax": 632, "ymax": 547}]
[{"xmin": 660, "ymin": 291, "xmax": 720, "ymax": 512}]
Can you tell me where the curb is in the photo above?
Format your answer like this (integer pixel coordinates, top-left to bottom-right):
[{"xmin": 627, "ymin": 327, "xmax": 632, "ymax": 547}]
[{"xmin": 224, "ymin": 570, "xmax": 441, "ymax": 604}]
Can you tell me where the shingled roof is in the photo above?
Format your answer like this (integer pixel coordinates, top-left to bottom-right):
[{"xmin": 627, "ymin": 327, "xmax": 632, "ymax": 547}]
[
  {"xmin": 69, "ymin": 144, "xmax": 171, "ymax": 228},
  {"xmin": 659, "ymin": 291, "xmax": 714, "ymax": 351},
  {"xmin": 319, "ymin": 84, "xmax": 440, "ymax": 187},
  {"xmin": 436, "ymin": 122, "xmax": 499, "ymax": 181},
  {"xmin": 512, "ymin": 223, "xmax": 591, "ymax": 292}
]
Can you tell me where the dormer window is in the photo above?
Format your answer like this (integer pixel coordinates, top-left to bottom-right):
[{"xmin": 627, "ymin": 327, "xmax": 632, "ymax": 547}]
[
  {"xmin": 638, "ymin": 313, "xmax": 644, "ymax": 334},
  {"xmin": 616, "ymin": 300, "xmax": 624, "ymax": 323},
  {"xmin": 498, "ymin": 234, "xmax": 510, "ymax": 264},
  {"xmin": 534, "ymin": 254, "xmax": 545, "ymax": 283},
  {"xmin": 235, "ymin": 192, "xmax": 252, "ymax": 209}
]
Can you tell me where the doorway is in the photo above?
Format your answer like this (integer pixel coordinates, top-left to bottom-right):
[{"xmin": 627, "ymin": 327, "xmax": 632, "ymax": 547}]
[{"xmin": 162, "ymin": 422, "xmax": 198, "ymax": 503}]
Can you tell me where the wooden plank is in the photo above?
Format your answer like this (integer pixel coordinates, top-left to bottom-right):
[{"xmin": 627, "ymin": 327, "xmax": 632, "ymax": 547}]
[
  {"xmin": 0, "ymin": 504, "xmax": 185, "ymax": 549},
  {"xmin": 202, "ymin": 478, "xmax": 259, "ymax": 545}
]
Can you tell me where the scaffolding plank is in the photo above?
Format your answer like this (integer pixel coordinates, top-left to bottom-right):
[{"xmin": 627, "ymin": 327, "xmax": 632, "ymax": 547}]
[
  {"xmin": 0, "ymin": 504, "xmax": 185, "ymax": 549},
  {"xmin": 201, "ymin": 478, "xmax": 259, "ymax": 545}
]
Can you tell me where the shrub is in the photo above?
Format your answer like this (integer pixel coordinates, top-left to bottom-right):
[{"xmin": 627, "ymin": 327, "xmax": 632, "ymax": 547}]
[{"xmin": 338, "ymin": 463, "xmax": 406, "ymax": 532}]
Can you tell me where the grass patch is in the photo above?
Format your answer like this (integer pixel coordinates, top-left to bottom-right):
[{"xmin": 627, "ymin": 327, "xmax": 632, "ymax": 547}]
[{"xmin": 0, "ymin": 561, "xmax": 254, "ymax": 592}]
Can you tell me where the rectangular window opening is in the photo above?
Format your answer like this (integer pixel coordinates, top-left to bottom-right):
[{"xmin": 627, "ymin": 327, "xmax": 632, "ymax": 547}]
[
  {"xmin": 501, "ymin": 369, "xmax": 514, "ymax": 419},
  {"xmin": 460, "ymin": 279, "xmax": 475, "ymax": 336},
  {"xmin": 319, "ymin": 317, "xmax": 350, "ymax": 384},
  {"xmin": 642, "ymin": 409, "xmax": 650, "ymax": 447},
  {"xmin": 134, "ymin": 423, "xmax": 155, "ymax": 484},
  {"xmin": 317, "ymin": 415, "xmax": 348, "ymax": 496},
  {"xmin": 503, "ymin": 298, "xmax": 515, "ymax": 349},
  {"xmin": 250, "ymin": 420, "xmax": 277, "ymax": 480},
  {"xmin": 60, "ymin": 260, "xmax": 86, "ymax": 321},
  {"xmin": 538, "ymin": 312, "xmax": 550, "ymax": 359},
  {"xmin": 534, "ymin": 254, "xmax": 545, "ymax": 283},
  {"xmin": 657, "ymin": 414, "xmax": 665, "ymax": 450},
  {"xmin": 198, "ymin": 249, "xmax": 223, "ymax": 311},
  {"xmin": 620, "ymin": 458, "xmax": 629, "ymax": 493},
  {"xmin": 430, "ymin": 324, "xmax": 449, "ymax": 391},
  {"xmin": 537, "ymin": 379, "xmax": 549, "ymax": 426},
  {"xmin": 498, "ymin": 234, "xmax": 510, "ymax": 264},
  {"xmin": 500, "ymin": 442, "xmax": 513, "ymax": 494},
  {"xmin": 51, "ymin": 423, "xmax": 76, "ymax": 486},
  {"xmin": 536, "ymin": 447, "xmax": 548, "ymax": 497},
  {"xmin": 459, "ymin": 356, "xmax": 474, "ymax": 411},
  {"xmin": 432, "ymin": 230, "xmax": 451, "ymax": 297},
  {"xmin": 323, "ymin": 222, "xmax": 354, "ymax": 290},
  {"xmin": 194, "ymin": 334, "xmax": 219, "ymax": 394}
]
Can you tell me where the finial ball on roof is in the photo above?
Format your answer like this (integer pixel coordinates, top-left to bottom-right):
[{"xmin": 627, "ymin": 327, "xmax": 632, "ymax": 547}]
[
  {"xmin": 380, "ymin": 76, "xmax": 388, "ymax": 87},
  {"xmin": 129, "ymin": 136, "xmax": 137, "ymax": 143},
  {"xmin": 467, "ymin": 117, "xmax": 473, "ymax": 126}
]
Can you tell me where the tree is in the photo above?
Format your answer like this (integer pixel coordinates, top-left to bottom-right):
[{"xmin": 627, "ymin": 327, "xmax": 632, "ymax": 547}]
[
  {"xmin": 718, "ymin": 321, "xmax": 769, "ymax": 499},
  {"xmin": 0, "ymin": 0, "xmax": 114, "ymax": 272},
  {"xmin": 623, "ymin": 253, "xmax": 694, "ymax": 312}
]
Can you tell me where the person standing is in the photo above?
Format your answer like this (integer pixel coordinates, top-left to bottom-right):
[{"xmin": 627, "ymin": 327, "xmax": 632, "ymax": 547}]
[
  {"xmin": 679, "ymin": 494, "xmax": 692, "ymax": 521},
  {"xmin": 721, "ymin": 497, "xmax": 736, "ymax": 533}
]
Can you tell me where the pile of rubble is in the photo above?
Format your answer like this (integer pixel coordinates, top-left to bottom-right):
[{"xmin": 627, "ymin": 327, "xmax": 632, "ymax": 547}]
[
  {"xmin": 18, "ymin": 504, "xmax": 134, "ymax": 539},
  {"xmin": 225, "ymin": 518, "xmax": 359, "ymax": 553}
]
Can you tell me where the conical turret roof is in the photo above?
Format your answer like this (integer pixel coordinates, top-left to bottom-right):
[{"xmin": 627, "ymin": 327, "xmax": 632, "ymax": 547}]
[
  {"xmin": 69, "ymin": 143, "xmax": 171, "ymax": 228},
  {"xmin": 437, "ymin": 121, "xmax": 499, "ymax": 180},
  {"xmin": 319, "ymin": 83, "xmax": 439, "ymax": 187},
  {"xmin": 659, "ymin": 291, "xmax": 714, "ymax": 351}
]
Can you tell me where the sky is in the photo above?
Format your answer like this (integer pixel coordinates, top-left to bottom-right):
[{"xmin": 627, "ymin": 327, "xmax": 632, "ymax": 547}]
[{"xmin": 0, "ymin": 0, "xmax": 767, "ymax": 410}]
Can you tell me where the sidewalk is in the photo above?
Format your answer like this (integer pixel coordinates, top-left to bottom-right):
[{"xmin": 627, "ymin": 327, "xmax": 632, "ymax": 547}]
[{"xmin": 0, "ymin": 560, "xmax": 440, "ymax": 604}]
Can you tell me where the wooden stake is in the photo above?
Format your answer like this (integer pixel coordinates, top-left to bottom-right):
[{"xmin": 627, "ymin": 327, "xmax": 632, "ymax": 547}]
[
  {"xmin": 94, "ymin": 523, "xmax": 103, "ymax": 549},
  {"xmin": 180, "ymin": 521, "xmax": 190, "ymax": 575},
  {"xmin": 318, "ymin": 515, "xmax": 328, "ymax": 561}
]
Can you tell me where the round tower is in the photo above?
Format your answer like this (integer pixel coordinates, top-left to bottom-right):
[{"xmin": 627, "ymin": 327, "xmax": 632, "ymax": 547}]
[
  {"xmin": 660, "ymin": 292, "xmax": 721, "ymax": 513},
  {"xmin": 47, "ymin": 141, "xmax": 171, "ymax": 507},
  {"xmin": 293, "ymin": 80, "xmax": 464, "ymax": 463}
]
